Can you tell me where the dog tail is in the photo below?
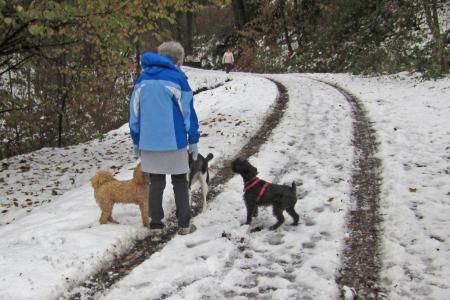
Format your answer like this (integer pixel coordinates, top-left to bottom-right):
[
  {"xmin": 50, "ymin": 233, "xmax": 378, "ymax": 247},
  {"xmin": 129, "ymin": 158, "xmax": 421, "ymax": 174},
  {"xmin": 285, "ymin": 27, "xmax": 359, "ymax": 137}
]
[
  {"xmin": 205, "ymin": 153, "xmax": 214, "ymax": 161},
  {"xmin": 91, "ymin": 170, "xmax": 116, "ymax": 190},
  {"xmin": 133, "ymin": 163, "xmax": 148, "ymax": 185},
  {"xmin": 291, "ymin": 181, "xmax": 297, "ymax": 200}
]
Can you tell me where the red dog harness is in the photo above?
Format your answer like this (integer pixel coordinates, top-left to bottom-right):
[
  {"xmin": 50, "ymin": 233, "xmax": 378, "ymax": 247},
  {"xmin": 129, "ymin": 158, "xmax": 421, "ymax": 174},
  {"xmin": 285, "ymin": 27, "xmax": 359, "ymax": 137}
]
[{"xmin": 244, "ymin": 177, "xmax": 270, "ymax": 202}]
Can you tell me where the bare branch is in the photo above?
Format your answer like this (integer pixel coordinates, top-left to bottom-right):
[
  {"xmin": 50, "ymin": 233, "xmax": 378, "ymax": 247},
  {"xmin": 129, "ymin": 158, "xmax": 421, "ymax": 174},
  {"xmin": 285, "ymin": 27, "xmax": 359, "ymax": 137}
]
[
  {"xmin": 0, "ymin": 54, "xmax": 35, "ymax": 76},
  {"xmin": 0, "ymin": 105, "xmax": 35, "ymax": 115}
]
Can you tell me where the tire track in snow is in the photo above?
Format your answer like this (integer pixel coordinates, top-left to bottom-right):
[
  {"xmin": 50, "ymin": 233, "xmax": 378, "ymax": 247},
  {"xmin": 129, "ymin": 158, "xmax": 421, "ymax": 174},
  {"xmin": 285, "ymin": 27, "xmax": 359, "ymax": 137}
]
[
  {"xmin": 64, "ymin": 80, "xmax": 289, "ymax": 300},
  {"xmin": 308, "ymin": 78, "xmax": 383, "ymax": 299}
]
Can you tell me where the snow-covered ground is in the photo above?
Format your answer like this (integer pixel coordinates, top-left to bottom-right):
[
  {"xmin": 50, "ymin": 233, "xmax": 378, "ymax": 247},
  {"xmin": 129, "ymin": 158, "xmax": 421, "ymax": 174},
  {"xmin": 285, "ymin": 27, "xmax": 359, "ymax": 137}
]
[
  {"xmin": 100, "ymin": 75, "xmax": 354, "ymax": 299},
  {"xmin": 304, "ymin": 73, "xmax": 450, "ymax": 299},
  {"xmin": 0, "ymin": 71, "xmax": 229, "ymax": 227},
  {"xmin": 0, "ymin": 69, "xmax": 449, "ymax": 299}
]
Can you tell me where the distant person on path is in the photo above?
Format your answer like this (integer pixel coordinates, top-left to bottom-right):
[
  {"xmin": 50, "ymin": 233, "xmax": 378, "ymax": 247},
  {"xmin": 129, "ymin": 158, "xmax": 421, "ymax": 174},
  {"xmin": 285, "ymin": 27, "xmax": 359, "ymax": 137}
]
[
  {"xmin": 129, "ymin": 41, "xmax": 199, "ymax": 235},
  {"xmin": 222, "ymin": 48, "xmax": 234, "ymax": 73}
]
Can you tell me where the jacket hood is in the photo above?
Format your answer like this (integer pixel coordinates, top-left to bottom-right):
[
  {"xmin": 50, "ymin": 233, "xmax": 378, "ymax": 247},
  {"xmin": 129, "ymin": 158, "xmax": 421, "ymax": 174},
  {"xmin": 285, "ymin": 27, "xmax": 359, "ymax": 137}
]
[{"xmin": 141, "ymin": 52, "xmax": 179, "ymax": 74}]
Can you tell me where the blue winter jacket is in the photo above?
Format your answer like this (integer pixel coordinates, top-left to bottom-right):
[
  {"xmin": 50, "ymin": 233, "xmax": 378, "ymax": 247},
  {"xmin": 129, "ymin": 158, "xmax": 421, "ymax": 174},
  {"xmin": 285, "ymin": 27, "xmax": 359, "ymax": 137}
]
[{"xmin": 129, "ymin": 52, "xmax": 200, "ymax": 151}]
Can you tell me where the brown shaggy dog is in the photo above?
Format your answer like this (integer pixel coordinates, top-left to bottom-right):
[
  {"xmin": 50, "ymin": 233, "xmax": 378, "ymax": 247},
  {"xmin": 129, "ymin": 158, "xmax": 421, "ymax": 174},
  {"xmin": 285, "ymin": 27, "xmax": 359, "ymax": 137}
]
[{"xmin": 90, "ymin": 163, "xmax": 150, "ymax": 226}]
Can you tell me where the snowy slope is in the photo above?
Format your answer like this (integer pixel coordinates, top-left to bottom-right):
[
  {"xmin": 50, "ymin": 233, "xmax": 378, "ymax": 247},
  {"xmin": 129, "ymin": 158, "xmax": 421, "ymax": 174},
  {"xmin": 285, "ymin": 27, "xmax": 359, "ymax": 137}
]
[{"xmin": 0, "ymin": 69, "xmax": 449, "ymax": 300}]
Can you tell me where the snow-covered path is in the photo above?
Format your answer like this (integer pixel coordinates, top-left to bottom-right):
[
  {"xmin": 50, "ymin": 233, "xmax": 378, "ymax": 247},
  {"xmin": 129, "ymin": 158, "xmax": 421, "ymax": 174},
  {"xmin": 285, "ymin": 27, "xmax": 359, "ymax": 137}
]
[
  {"xmin": 100, "ymin": 75, "xmax": 354, "ymax": 299},
  {"xmin": 0, "ymin": 71, "xmax": 280, "ymax": 299},
  {"xmin": 0, "ymin": 69, "xmax": 449, "ymax": 300}
]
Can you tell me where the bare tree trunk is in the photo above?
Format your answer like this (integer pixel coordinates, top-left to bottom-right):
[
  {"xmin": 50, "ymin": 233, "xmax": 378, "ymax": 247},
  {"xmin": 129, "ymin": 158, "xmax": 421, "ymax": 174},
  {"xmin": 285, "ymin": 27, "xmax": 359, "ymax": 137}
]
[
  {"xmin": 27, "ymin": 68, "xmax": 31, "ymax": 100},
  {"xmin": 57, "ymin": 54, "xmax": 67, "ymax": 148},
  {"xmin": 279, "ymin": 0, "xmax": 293, "ymax": 56},
  {"xmin": 185, "ymin": 11, "xmax": 194, "ymax": 56},
  {"xmin": 293, "ymin": 0, "xmax": 302, "ymax": 44},
  {"xmin": 174, "ymin": 10, "xmax": 193, "ymax": 56},
  {"xmin": 57, "ymin": 71, "xmax": 66, "ymax": 148},
  {"xmin": 135, "ymin": 41, "xmax": 141, "ymax": 81},
  {"xmin": 430, "ymin": 0, "xmax": 448, "ymax": 73},
  {"xmin": 175, "ymin": 12, "xmax": 184, "ymax": 42},
  {"xmin": 8, "ymin": 66, "xmax": 13, "ymax": 95},
  {"xmin": 15, "ymin": 123, "xmax": 20, "ymax": 145},
  {"xmin": 293, "ymin": 0, "xmax": 319, "ymax": 49},
  {"xmin": 232, "ymin": 0, "xmax": 247, "ymax": 29},
  {"xmin": 421, "ymin": 0, "xmax": 448, "ymax": 74}
]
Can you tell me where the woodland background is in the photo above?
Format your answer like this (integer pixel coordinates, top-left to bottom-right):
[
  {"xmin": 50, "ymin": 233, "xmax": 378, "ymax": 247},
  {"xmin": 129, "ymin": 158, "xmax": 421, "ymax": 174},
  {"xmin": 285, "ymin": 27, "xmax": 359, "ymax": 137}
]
[{"xmin": 0, "ymin": 0, "xmax": 448, "ymax": 159}]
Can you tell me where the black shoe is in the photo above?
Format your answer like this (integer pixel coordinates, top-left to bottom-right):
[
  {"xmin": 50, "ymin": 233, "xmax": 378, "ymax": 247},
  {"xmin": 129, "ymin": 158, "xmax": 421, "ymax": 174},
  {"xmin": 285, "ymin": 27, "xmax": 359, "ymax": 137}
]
[
  {"xmin": 149, "ymin": 223, "xmax": 165, "ymax": 235},
  {"xmin": 178, "ymin": 224, "xmax": 197, "ymax": 235}
]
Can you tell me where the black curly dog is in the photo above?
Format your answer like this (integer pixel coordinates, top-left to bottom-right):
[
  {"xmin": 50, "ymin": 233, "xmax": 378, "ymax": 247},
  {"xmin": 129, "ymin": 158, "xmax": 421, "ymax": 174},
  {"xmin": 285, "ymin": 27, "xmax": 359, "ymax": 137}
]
[{"xmin": 231, "ymin": 158, "xmax": 299, "ymax": 230}]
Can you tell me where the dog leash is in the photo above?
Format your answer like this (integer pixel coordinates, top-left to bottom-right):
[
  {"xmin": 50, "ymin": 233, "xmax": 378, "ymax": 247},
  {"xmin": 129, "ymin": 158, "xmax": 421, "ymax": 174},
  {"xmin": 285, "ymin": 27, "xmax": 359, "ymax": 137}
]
[{"xmin": 244, "ymin": 177, "xmax": 270, "ymax": 202}]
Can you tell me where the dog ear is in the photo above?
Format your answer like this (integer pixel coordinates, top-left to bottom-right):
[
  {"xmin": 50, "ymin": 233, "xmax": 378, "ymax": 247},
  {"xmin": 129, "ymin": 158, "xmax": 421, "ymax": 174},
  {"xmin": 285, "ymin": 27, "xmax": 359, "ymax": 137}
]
[
  {"xmin": 231, "ymin": 158, "xmax": 243, "ymax": 172},
  {"xmin": 252, "ymin": 165, "xmax": 258, "ymax": 175},
  {"xmin": 249, "ymin": 161, "xmax": 258, "ymax": 174},
  {"xmin": 245, "ymin": 160, "xmax": 258, "ymax": 177},
  {"xmin": 231, "ymin": 159, "xmax": 238, "ymax": 172},
  {"xmin": 90, "ymin": 175, "xmax": 100, "ymax": 189},
  {"xmin": 91, "ymin": 171, "xmax": 115, "ymax": 189}
]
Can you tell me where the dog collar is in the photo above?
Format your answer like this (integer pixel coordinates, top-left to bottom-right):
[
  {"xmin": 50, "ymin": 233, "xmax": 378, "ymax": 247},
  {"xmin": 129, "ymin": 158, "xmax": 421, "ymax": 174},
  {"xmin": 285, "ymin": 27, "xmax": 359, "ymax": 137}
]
[{"xmin": 244, "ymin": 177, "xmax": 270, "ymax": 203}]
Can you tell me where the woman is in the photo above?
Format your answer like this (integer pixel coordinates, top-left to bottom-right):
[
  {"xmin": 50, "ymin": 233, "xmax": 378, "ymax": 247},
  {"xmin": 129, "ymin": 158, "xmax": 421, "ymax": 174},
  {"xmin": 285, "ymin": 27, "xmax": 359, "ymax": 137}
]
[
  {"xmin": 222, "ymin": 48, "xmax": 234, "ymax": 73},
  {"xmin": 129, "ymin": 41, "xmax": 199, "ymax": 235}
]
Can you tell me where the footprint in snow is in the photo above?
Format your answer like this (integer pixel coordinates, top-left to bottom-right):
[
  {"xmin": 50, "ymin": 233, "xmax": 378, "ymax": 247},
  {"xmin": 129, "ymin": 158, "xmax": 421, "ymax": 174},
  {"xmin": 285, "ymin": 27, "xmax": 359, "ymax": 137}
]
[
  {"xmin": 313, "ymin": 206, "xmax": 325, "ymax": 213},
  {"xmin": 185, "ymin": 239, "xmax": 210, "ymax": 248},
  {"xmin": 267, "ymin": 232, "xmax": 284, "ymax": 246},
  {"xmin": 304, "ymin": 218, "xmax": 316, "ymax": 226},
  {"xmin": 302, "ymin": 241, "xmax": 316, "ymax": 249}
]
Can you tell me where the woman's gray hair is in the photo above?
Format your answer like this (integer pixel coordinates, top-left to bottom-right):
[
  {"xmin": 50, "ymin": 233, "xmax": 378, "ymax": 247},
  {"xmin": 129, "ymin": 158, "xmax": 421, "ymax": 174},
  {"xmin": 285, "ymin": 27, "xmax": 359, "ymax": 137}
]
[{"xmin": 157, "ymin": 41, "xmax": 185, "ymax": 63}]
